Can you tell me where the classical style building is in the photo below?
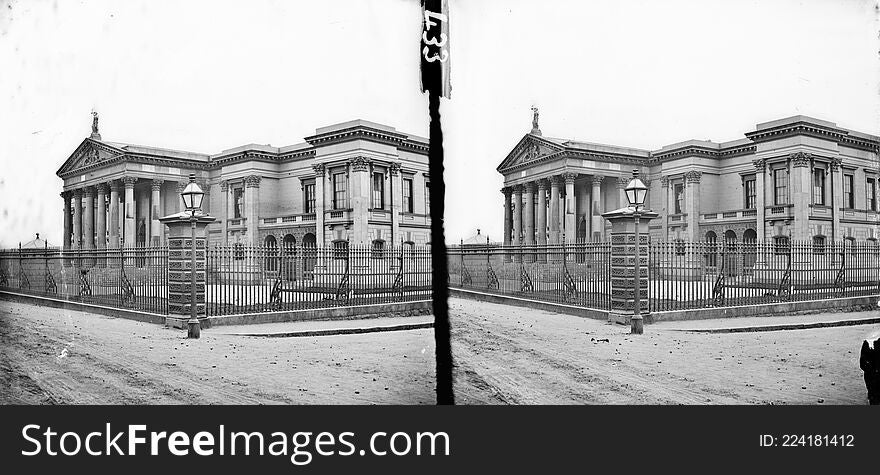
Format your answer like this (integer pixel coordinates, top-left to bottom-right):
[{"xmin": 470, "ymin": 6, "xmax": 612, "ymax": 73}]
[
  {"xmin": 498, "ymin": 113, "xmax": 880, "ymax": 247},
  {"xmin": 57, "ymin": 115, "xmax": 430, "ymax": 251}
]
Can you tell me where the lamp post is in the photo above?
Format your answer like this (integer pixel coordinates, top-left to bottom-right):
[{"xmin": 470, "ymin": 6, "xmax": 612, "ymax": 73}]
[
  {"xmin": 180, "ymin": 174, "xmax": 205, "ymax": 339},
  {"xmin": 624, "ymin": 169, "xmax": 648, "ymax": 335}
]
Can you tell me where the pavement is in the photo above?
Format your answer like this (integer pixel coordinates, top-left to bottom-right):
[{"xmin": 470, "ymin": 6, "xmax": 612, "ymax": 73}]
[
  {"xmin": 652, "ymin": 308, "xmax": 880, "ymax": 333},
  {"xmin": 212, "ymin": 315, "xmax": 435, "ymax": 337}
]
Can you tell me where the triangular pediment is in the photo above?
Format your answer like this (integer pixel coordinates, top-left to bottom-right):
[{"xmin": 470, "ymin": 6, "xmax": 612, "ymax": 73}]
[
  {"xmin": 496, "ymin": 134, "xmax": 564, "ymax": 172},
  {"xmin": 56, "ymin": 139, "xmax": 126, "ymax": 177}
]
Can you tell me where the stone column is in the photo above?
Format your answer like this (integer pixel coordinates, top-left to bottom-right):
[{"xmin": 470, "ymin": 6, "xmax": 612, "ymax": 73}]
[
  {"xmin": 218, "ymin": 181, "xmax": 228, "ymax": 243},
  {"xmin": 684, "ymin": 170, "xmax": 702, "ymax": 241},
  {"xmin": 549, "ymin": 176, "xmax": 561, "ymax": 244},
  {"xmin": 536, "ymin": 179, "xmax": 548, "ymax": 255},
  {"xmin": 789, "ymin": 152, "xmax": 811, "ymax": 241},
  {"xmin": 617, "ymin": 176, "xmax": 629, "ymax": 210},
  {"xmin": 122, "ymin": 176, "xmax": 137, "ymax": 247},
  {"xmin": 178, "ymin": 181, "xmax": 188, "ymax": 213},
  {"xmin": 72, "ymin": 189, "xmax": 83, "ymax": 250},
  {"xmin": 62, "ymin": 191, "xmax": 72, "ymax": 251},
  {"xmin": 244, "ymin": 175, "xmax": 261, "ymax": 244},
  {"xmin": 159, "ymin": 213, "xmax": 216, "ymax": 330},
  {"xmin": 348, "ymin": 157, "xmax": 371, "ymax": 245},
  {"xmin": 830, "ymin": 157, "xmax": 843, "ymax": 242},
  {"xmin": 150, "ymin": 179, "xmax": 163, "ymax": 246},
  {"xmin": 95, "ymin": 183, "xmax": 108, "ymax": 250},
  {"xmin": 82, "ymin": 186, "xmax": 95, "ymax": 250},
  {"xmin": 523, "ymin": 182, "xmax": 536, "ymax": 246},
  {"xmin": 502, "ymin": 186, "xmax": 513, "ymax": 246},
  {"xmin": 513, "ymin": 185, "xmax": 523, "ymax": 246},
  {"xmin": 660, "ymin": 177, "xmax": 669, "ymax": 240},
  {"xmin": 390, "ymin": 163, "xmax": 402, "ymax": 245},
  {"xmin": 563, "ymin": 173, "xmax": 578, "ymax": 243},
  {"xmin": 109, "ymin": 181, "xmax": 120, "ymax": 248},
  {"xmin": 589, "ymin": 175, "xmax": 602, "ymax": 241},
  {"xmin": 312, "ymin": 166, "xmax": 325, "ymax": 247},
  {"xmin": 753, "ymin": 160, "xmax": 766, "ymax": 242}
]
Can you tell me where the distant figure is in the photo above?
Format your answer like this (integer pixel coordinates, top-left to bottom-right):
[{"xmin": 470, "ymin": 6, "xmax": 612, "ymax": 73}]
[
  {"xmin": 530, "ymin": 106, "xmax": 541, "ymax": 135},
  {"xmin": 861, "ymin": 336, "xmax": 880, "ymax": 405},
  {"xmin": 90, "ymin": 110, "xmax": 101, "ymax": 140}
]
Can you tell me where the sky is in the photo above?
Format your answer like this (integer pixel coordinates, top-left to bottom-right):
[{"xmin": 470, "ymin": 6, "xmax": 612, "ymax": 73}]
[
  {"xmin": 441, "ymin": 0, "xmax": 880, "ymax": 243},
  {"xmin": 0, "ymin": 1, "xmax": 878, "ymax": 247},
  {"xmin": 0, "ymin": 0, "xmax": 427, "ymax": 248}
]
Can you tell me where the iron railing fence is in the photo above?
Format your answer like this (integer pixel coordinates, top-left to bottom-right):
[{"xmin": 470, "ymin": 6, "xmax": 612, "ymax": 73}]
[
  {"xmin": 0, "ymin": 246, "xmax": 169, "ymax": 314},
  {"xmin": 648, "ymin": 239, "xmax": 880, "ymax": 312},
  {"xmin": 205, "ymin": 244, "xmax": 433, "ymax": 316},
  {"xmin": 447, "ymin": 242, "xmax": 613, "ymax": 310}
]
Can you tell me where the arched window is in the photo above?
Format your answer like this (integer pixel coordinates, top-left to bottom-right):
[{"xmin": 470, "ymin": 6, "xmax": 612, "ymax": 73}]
[
  {"xmin": 372, "ymin": 239, "xmax": 386, "ymax": 259},
  {"xmin": 264, "ymin": 235, "xmax": 278, "ymax": 272},
  {"xmin": 773, "ymin": 236, "xmax": 790, "ymax": 255},
  {"xmin": 742, "ymin": 229, "xmax": 757, "ymax": 268},
  {"xmin": 812, "ymin": 235, "xmax": 826, "ymax": 255},
  {"xmin": 705, "ymin": 231, "xmax": 717, "ymax": 267},
  {"xmin": 302, "ymin": 233, "xmax": 316, "ymax": 248}
]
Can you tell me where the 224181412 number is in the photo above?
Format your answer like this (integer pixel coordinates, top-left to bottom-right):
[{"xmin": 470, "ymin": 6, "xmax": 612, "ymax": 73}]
[{"xmin": 779, "ymin": 434, "xmax": 855, "ymax": 447}]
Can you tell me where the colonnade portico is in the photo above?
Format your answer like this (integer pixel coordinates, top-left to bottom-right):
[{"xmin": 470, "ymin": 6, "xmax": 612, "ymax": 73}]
[
  {"xmin": 501, "ymin": 172, "xmax": 624, "ymax": 245},
  {"xmin": 62, "ymin": 175, "xmax": 179, "ymax": 250}
]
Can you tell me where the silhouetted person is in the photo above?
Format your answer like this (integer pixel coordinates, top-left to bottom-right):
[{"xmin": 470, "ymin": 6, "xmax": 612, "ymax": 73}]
[{"xmin": 860, "ymin": 337, "xmax": 880, "ymax": 405}]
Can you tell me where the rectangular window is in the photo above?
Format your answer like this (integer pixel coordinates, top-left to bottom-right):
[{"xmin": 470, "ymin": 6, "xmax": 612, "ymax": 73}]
[
  {"xmin": 744, "ymin": 177, "xmax": 756, "ymax": 209},
  {"xmin": 773, "ymin": 168, "xmax": 789, "ymax": 205},
  {"xmin": 868, "ymin": 178, "xmax": 877, "ymax": 212},
  {"xmin": 674, "ymin": 183, "xmax": 684, "ymax": 214},
  {"xmin": 233, "ymin": 188, "xmax": 244, "ymax": 219},
  {"xmin": 403, "ymin": 177, "xmax": 414, "ymax": 213},
  {"xmin": 844, "ymin": 174, "xmax": 854, "ymax": 209},
  {"xmin": 333, "ymin": 173, "xmax": 347, "ymax": 209},
  {"xmin": 372, "ymin": 172, "xmax": 384, "ymax": 209},
  {"xmin": 425, "ymin": 182, "xmax": 431, "ymax": 212},
  {"xmin": 303, "ymin": 183, "xmax": 315, "ymax": 214},
  {"xmin": 812, "ymin": 168, "xmax": 825, "ymax": 205}
]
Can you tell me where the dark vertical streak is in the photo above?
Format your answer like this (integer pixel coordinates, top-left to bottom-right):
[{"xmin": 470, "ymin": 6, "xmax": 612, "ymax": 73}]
[{"xmin": 429, "ymin": 92, "xmax": 454, "ymax": 405}]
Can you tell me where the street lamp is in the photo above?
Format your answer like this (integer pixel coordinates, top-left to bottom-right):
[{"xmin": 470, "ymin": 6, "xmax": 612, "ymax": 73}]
[
  {"xmin": 624, "ymin": 169, "xmax": 648, "ymax": 335},
  {"xmin": 181, "ymin": 173, "xmax": 205, "ymax": 339}
]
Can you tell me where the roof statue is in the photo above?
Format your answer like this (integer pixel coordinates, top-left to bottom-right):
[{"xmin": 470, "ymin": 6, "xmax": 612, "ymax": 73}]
[
  {"xmin": 90, "ymin": 110, "xmax": 101, "ymax": 140},
  {"xmin": 530, "ymin": 106, "xmax": 541, "ymax": 136}
]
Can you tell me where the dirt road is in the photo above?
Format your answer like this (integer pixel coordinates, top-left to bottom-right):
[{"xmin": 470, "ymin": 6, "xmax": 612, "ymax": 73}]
[
  {"xmin": 450, "ymin": 298, "xmax": 874, "ymax": 404},
  {"xmin": 0, "ymin": 300, "xmax": 436, "ymax": 404}
]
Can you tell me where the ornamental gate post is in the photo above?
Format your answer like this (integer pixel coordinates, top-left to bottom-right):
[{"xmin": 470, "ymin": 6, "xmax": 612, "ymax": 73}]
[
  {"xmin": 160, "ymin": 212, "xmax": 216, "ymax": 329},
  {"xmin": 602, "ymin": 207, "xmax": 658, "ymax": 326}
]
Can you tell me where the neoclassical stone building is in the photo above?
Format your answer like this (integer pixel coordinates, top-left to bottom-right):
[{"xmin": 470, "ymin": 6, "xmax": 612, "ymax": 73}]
[
  {"xmin": 57, "ymin": 116, "xmax": 430, "ymax": 251},
  {"xmin": 499, "ymin": 114, "xmax": 880, "ymax": 246}
]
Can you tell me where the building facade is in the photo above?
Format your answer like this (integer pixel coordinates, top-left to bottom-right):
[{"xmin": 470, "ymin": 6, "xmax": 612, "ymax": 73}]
[
  {"xmin": 498, "ymin": 114, "xmax": 880, "ymax": 247},
  {"xmin": 57, "ymin": 117, "xmax": 431, "ymax": 251}
]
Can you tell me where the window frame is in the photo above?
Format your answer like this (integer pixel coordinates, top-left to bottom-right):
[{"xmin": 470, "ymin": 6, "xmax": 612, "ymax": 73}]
[
  {"xmin": 673, "ymin": 183, "xmax": 684, "ymax": 214},
  {"xmin": 867, "ymin": 177, "xmax": 877, "ymax": 212},
  {"xmin": 812, "ymin": 166, "xmax": 825, "ymax": 205},
  {"xmin": 773, "ymin": 168, "xmax": 789, "ymax": 205},
  {"xmin": 303, "ymin": 182, "xmax": 316, "ymax": 214},
  {"xmin": 332, "ymin": 173, "xmax": 348, "ymax": 210},
  {"xmin": 743, "ymin": 176, "xmax": 756, "ymax": 209},
  {"xmin": 371, "ymin": 171, "xmax": 385, "ymax": 210},
  {"xmin": 403, "ymin": 177, "xmax": 414, "ymax": 213},
  {"xmin": 843, "ymin": 174, "xmax": 854, "ymax": 209}
]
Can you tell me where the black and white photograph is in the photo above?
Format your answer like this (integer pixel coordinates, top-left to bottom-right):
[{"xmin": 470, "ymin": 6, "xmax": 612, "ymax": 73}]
[
  {"xmin": 442, "ymin": 0, "xmax": 880, "ymax": 405},
  {"xmin": 0, "ymin": 0, "xmax": 438, "ymax": 405},
  {"xmin": 1, "ymin": 0, "xmax": 880, "ymax": 471}
]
